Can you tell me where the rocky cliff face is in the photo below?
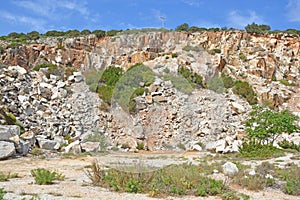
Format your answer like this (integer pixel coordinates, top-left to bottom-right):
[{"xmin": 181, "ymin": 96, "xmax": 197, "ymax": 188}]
[
  {"xmin": 1, "ymin": 31, "xmax": 299, "ymax": 110},
  {"xmin": 0, "ymin": 31, "xmax": 299, "ymax": 155}
]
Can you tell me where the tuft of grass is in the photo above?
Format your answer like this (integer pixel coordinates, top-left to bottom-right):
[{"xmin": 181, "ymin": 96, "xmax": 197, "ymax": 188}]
[
  {"xmin": 0, "ymin": 171, "xmax": 19, "ymax": 181},
  {"xmin": 31, "ymin": 168, "xmax": 65, "ymax": 185}
]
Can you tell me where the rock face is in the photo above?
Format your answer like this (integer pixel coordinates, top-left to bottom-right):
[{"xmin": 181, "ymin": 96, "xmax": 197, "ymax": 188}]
[
  {"xmin": 1, "ymin": 31, "xmax": 299, "ymax": 110},
  {"xmin": 0, "ymin": 31, "xmax": 299, "ymax": 157}
]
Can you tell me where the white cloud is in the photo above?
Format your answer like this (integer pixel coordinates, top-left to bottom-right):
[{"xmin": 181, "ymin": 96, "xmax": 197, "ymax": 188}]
[
  {"xmin": 0, "ymin": 10, "xmax": 47, "ymax": 32},
  {"xmin": 181, "ymin": 0, "xmax": 202, "ymax": 7},
  {"xmin": 227, "ymin": 10, "xmax": 264, "ymax": 28},
  {"xmin": 13, "ymin": 0, "xmax": 91, "ymax": 19},
  {"xmin": 286, "ymin": 0, "xmax": 300, "ymax": 22}
]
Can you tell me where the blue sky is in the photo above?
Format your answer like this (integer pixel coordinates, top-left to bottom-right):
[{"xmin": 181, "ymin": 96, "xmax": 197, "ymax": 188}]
[{"xmin": 0, "ymin": 0, "xmax": 300, "ymax": 36}]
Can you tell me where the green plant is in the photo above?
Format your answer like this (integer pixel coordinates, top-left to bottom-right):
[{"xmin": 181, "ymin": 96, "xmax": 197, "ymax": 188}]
[
  {"xmin": 279, "ymin": 79, "xmax": 293, "ymax": 86},
  {"xmin": 31, "ymin": 168, "xmax": 65, "ymax": 185},
  {"xmin": 113, "ymin": 64, "xmax": 154, "ymax": 113},
  {"xmin": 239, "ymin": 53, "xmax": 247, "ymax": 62},
  {"xmin": 87, "ymin": 162, "xmax": 227, "ymax": 197},
  {"xmin": 172, "ymin": 52, "xmax": 178, "ymax": 58},
  {"xmin": 208, "ymin": 48, "xmax": 221, "ymax": 55},
  {"xmin": 182, "ymin": 45, "xmax": 204, "ymax": 52},
  {"xmin": 233, "ymin": 80, "xmax": 257, "ymax": 105},
  {"xmin": 238, "ymin": 141, "xmax": 284, "ymax": 159},
  {"xmin": 126, "ymin": 178, "xmax": 142, "ymax": 193},
  {"xmin": 178, "ymin": 67, "xmax": 204, "ymax": 88},
  {"xmin": 221, "ymin": 73, "xmax": 234, "ymax": 88},
  {"xmin": 97, "ymin": 85, "xmax": 114, "ymax": 104},
  {"xmin": 0, "ymin": 171, "xmax": 19, "ymax": 181},
  {"xmin": 136, "ymin": 142, "xmax": 144, "ymax": 150},
  {"xmin": 276, "ymin": 164, "xmax": 300, "ymax": 195},
  {"xmin": 245, "ymin": 106, "xmax": 299, "ymax": 144},
  {"xmin": 0, "ymin": 188, "xmax": 6, "ymax": 200},
  {"xmin": 207, "ymin": 76, "xmax": 225, "ymax": 93},
  {"xmin": 245, "ymin": 23, "xmax": 270, "ymax": 34},
  {"xmin": 175, "ymin": 23, "xmax": 189, "ymax": 32},
  {"xmin": 278, "ymin": 139, "xmax": 300, "ymax": 152},
  {"xmin": 163, "ymin": 73, "xmax": 194, "ymax": 94}
]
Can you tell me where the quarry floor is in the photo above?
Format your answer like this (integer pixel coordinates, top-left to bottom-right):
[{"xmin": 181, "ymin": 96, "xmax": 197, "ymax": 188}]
[{"xmin": 0, "ymin": 151, "xmax": 299, "ymax": 200}]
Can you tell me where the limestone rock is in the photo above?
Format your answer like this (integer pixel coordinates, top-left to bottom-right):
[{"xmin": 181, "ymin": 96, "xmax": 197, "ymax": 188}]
[
  {"xmin": 222, "ymin": 162, "xmax": 239, "ymax": 176},
  {"xmin": 0, "ymin": 141, "xmax": 15, "ymax": 160},
  {"xmin": 80, "ymin": 142, "xmax": 100, "ymax": 152},
  {"xmin": 0, "ymin": 125, "xmax": 20, "ymax": 141},
  {"xmin": 65, "ymin": 140, "xmax": 81, "ymax": 154}
]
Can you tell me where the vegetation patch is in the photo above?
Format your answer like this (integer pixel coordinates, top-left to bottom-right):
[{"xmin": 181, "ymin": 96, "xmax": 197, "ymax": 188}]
[
  {"xmin": 178, "ymin": 66, "xmax": 204, "ymax": 88},
  {"xmin": 87, "ymin": 162, "xmax": 228, "ymax": 197},
  {"xmin": 233, "ymin": 80, "xmax": 257, "ymax": 105},
  {"xmin": 0, "ymin": 188, "xmax": 6, "ymax": 200},
  {"xmin": 278, "ymin": 139, "xmax": 300, "ymax": 152},
  {"xmin": 31, "ymin": 168, "xmax": 65, "ymax": 185},
  {"xmin": 0, "ymin": 171, "xmax": 19, "ymax": 181}
]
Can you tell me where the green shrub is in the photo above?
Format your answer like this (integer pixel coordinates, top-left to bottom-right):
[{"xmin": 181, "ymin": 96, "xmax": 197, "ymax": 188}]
[
  {"xmin": 221, "ymin": 73, "xmax": 234, "ymax": 88},
  {"xmin": 233, "ymin": 80, "xmax": 257, "ymax": 105},
  {"xmin": 163, "ymin": 73, "xmax": 194, "ymax": 94},
  {"xmin": 97, "ymin": 85, "xmax": 114, "ymax": 105},
  {"xmin": 106, "ymin": 30, "xmax": 122, "ymax": 36},
  {"xmin": 99, "ymin": 66, "xmax": 123, "ymax": 86},
  {"xmin": 245, "ymin": 23, "xmax": 270, "ymax": 34},
  {"xmin": 278, "ymin": 139, "xmax": 300, "ymax": 152},
  {"xmin": 207, "ymin": 77, "xmax": 225, "ymax": 93},
  {"xmin": 238, "ymin": 142, "xmax": 284, "ymax": 159},
  {"xmin": 175, "ymin": 23, "xmax": 189, "ymax": 32},
  {"xmin": 113, "ymin": 64, "xmax": 154, "ymax": 112},
  {"xmin": 0, "ymin": 188, "xmax": 6, "ymax": 200},
  {"xmin": 239, "ymin": 53, "xmax": 247, "ymax": 62},
  {"xmin": 245, "ymin": 106, "xmax": 299, "ymax": 144},
  {"xmin": 208, "ymin": 49, "xmax": 221, "ymax": 55},
  {"xmin": 31, "ymin": 168, "xmax": 65, "ymax": 185},
  {"xmin": 182, "ymin": 45, "xmax": 204, "ymax": 52},
  {"xmin": 178, "ymin": 67, "xmax": 204, "ymax": 88},
  {"xmin": 171, "ymin": 53, "xmax": 178, "ymax": 58},
  {"xmin": 279, "ymin": 79, "xmax": 292, "ymax": 86}
]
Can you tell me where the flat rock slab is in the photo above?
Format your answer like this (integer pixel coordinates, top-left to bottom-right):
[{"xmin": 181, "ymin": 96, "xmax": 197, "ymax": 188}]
[{"xmin": 0, "ymin": 141, "xmax": 15, "ymax": 160}]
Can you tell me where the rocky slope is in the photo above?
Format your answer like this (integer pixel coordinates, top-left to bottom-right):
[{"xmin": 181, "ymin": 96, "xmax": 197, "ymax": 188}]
[{"xmin": 0, "ymin": 31, "xmax": 300, "ymax": 157}]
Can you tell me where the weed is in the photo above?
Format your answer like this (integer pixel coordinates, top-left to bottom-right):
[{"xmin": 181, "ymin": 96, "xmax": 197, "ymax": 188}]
[
  {"xmin": 278, "ymin": 139, "xmax": 300, "ymax": 152},
  {"xmin": 0, "ymin": 188, "xmax": 6, "ymax": 200},
  {"xmin": 136, "ymin": 142, "xmax": 144, "ymax": 150},
  {"xmin": 0, "ymin": 171, "xmax": 19, "ymax": 181},
  {"xmin": 31, "ymin": 168, "xmax": 65, "ymax": 185},
  {"xmin": 239, "ymin": 53, "xmax": 247, "ymax": 62},
  {"xmin": 279, "ymin": 79, "xmax": 293, "ymax": 86}
]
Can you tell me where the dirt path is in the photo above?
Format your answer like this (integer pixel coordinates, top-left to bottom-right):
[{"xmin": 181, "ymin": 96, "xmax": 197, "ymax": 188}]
[{"xmin": 0, "ymin": 152, "xmax": 299, "ymax": 200}]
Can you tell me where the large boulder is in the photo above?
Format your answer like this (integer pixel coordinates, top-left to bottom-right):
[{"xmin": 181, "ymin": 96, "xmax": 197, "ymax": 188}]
[
  {"xmin": 0, "ymin": 125, "xmax": 20, "ymax": 140},
  {"xmin": 0, "ymin": 141, "xmax": 16, "ymax": 160},
  {"xmin": 222, "ymin": 162, "xmax": 239, "ymax": 176}
]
